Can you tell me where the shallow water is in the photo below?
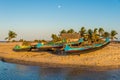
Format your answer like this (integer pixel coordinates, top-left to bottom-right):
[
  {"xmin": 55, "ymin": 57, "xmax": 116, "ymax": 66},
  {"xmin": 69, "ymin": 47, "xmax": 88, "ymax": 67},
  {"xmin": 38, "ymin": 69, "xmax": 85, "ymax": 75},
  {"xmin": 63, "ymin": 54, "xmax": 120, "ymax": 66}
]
[{"xmin": 0, "ymin": 61, "xmax": 120, "ymax": 80}]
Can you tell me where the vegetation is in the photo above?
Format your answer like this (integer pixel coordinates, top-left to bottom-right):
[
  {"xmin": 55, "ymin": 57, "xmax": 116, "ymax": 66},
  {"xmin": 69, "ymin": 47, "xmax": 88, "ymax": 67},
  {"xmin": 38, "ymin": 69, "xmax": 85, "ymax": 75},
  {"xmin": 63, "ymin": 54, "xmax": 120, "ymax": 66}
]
[
  {"xmin": 52, "ymin": 28, "xmax": 76, "ymax": 42},
  {"xmin": 60, "ymin": 29, "xmax": 67, "ymax": 34},
  {"xmin": 51, "ymin": 34, "xmax": 61, "ymax": 42},
  {"xmin": 51, "ymin": 27, "xmax": 118, "ymax": 43},
  {"xmin": 5, "ymin": 30, "xmax": 17, "ymax": 42},
  {"xmin": 3, "ymin": 27, "xmax": 118, "ymax": 44},
  {"xmin": 111, "ymin": 30, "xmax": 118, "ymax": 41},
  {"xmin": 40, "ymin": 39, "xmax": 47, "ymax": 43},
  {"xmin": 22, "ymin": 41, "xmax": 31, "ymax": 46},
  {"xmin": 12, "ymin": 40, "xmax": 16, "ymax": 42},
  {"xmin": 87, "ymin": 29, "xmax": 93, "ymax": 44},
  {"xmin": 67, "ymin": 29, "xmax": 75, "ymax": 33},
  {"xmin": 98, "ymin": 28, "xmax": 104, "ymax": 36},
  {"xmin": 79, "ymin": 27, "xmax": 86, "ymax": 37},
  {"xmin": 19, "ymin": 39, "xmax": 24, "ymax": 42},
  {"xmin": 103, "ymin": 32, "xmax": 110, "ymax": 38},
  {"xmin": 34, "ymin": 39, "xmax": 39, "ymax": 42}
]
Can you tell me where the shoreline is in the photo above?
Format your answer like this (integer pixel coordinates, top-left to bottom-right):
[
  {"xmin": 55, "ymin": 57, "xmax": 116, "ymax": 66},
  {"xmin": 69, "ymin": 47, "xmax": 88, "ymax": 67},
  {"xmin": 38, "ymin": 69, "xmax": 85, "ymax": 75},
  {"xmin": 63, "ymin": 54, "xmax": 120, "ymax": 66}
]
[
  {"xmin": 0, "ymin": 57, "xmax": 120, "ymax": 71},
  {"xmin": 0, "ymin": 42, "xmax": 120, "ymax": 71},
  {"xmin": 1, "ymin": 55, "xmax": 120, "ymax": 71}
]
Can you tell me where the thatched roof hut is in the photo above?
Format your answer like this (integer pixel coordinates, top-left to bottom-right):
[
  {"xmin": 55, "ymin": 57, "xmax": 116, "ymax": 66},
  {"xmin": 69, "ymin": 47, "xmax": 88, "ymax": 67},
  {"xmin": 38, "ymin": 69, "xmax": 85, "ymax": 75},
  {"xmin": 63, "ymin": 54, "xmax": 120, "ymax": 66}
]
[{"xmin": 60, "ymin": 33, "xmax": 80, "ymax": 42}]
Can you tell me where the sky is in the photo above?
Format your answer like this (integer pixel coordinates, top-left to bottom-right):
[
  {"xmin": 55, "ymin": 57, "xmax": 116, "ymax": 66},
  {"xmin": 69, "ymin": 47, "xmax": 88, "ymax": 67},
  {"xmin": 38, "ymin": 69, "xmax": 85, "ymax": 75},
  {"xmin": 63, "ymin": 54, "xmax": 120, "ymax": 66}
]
[{"xmin": 0, "ymin": 0, "xmax": 120, "ymax": 41}]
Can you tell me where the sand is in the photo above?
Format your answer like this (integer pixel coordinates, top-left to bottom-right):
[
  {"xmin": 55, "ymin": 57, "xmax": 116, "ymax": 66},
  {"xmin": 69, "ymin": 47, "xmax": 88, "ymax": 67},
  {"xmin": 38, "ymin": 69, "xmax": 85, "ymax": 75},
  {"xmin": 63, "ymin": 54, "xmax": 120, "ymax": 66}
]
[{"xmin": 0, "ymin": 42, "xmax": 120, "ymax": 70}]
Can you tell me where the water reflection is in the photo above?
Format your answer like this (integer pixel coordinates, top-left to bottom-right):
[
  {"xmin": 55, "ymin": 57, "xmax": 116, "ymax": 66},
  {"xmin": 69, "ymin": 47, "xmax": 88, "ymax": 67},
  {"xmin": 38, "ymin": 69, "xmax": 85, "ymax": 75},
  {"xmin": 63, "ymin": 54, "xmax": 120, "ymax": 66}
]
[{"xmin": 0, "ymin": 61, "xmax": 120, "ymax": 80}]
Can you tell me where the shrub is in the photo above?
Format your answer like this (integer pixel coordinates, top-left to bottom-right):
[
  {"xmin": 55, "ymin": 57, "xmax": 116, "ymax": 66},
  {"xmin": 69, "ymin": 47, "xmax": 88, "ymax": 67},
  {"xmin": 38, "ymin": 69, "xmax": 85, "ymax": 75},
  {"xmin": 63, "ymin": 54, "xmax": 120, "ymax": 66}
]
[{"xmin": 22, "ymin": 41, "xmax": 31, "ymax": 46}]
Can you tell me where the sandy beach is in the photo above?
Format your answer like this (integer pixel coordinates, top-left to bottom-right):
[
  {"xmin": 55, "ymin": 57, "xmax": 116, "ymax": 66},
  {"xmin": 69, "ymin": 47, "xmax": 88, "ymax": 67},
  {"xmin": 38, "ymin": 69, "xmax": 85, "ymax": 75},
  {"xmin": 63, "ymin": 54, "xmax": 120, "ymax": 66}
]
[{"xmin": 0, "ymin": 42, "xmax": 120, "ymax": 70}]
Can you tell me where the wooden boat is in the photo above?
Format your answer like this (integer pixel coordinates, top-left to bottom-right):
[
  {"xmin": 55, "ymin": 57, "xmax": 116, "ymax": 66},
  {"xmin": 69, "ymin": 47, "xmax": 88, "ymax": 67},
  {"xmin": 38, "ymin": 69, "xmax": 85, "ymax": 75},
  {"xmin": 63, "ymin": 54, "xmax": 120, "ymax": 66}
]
[
  {"xmin": 30, "ymin": 43, "xmax": 63, "ymax": 51},
  {"xmin": 32, "ymin": 38, "xmax": 84, "ymax": 51},
  {"xmin": 13, "ymin": 45, "xmax": 31, "ymax": 51},
  {"xmin": 66, "ymin": 38, "xmax": 84, "ymax": 46},
  {"xmin": 13, "ymin": 42, "xmax": 63, "ymax": 52},
  {"xmin": 60, "ymin": 38, "xmax": 110, "ymax": 54}
]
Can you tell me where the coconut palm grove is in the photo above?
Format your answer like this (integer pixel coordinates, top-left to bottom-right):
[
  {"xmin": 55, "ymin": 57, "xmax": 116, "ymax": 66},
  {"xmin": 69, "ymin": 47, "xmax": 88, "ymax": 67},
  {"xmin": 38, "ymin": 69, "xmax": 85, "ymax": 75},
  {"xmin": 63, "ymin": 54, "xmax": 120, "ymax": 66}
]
[
  {"xmin": 51, "ymin": 27, "xmax": 118, "ymax": 43},
  {"xmin": 5, "ymin": 27, "xmax": 118, "ymax": 44}
]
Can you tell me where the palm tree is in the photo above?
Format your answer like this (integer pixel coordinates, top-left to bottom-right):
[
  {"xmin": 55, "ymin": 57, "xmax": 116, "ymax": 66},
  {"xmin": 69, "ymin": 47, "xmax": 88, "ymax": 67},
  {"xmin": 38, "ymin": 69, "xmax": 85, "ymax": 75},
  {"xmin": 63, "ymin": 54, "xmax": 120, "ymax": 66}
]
[
  {"xmin": 103, "ymin": 32, "xmax": 110, "ymax": 38},
  {"xmin": 94, "ymin": 28, "xmax": 98, "ymax": 34},
  {"xmin": 79, "ymin": 27, "xmax": 86, "ymax": 37},
  {"xmin": 110, "ymin": 30, "xmax": 118, "ymax": 41},
  {"xmin": 34, "ymin": 39, "xmax": 39, "ymax": 42},
  {"xmin": 51, "ymin": 34, "xmax": 61, "ymax": 42},
  {"xmin": 93, "ymin": 28, "xmax": 99, "ymax": 43},
  {"xmin": 87, "ymin": 29, "xmax": 93, "ymax": 44},
  {"xmin": 60, "ymin": 29, "xmax": 67, "ymax": 35},
  {"xmin": 5, "ymin": 30, "xmax": 17, "ymax": 42},
  {"xmin": 67, "ymin": 29, "xmax": 75, "ymax": 33},
  {"xmin": 51, "ymin": 34, "xmax": 58, "ymax": 41},
  {"xmin": 98, "ymin": 28, "xmax": 104, "ymax": 37}
]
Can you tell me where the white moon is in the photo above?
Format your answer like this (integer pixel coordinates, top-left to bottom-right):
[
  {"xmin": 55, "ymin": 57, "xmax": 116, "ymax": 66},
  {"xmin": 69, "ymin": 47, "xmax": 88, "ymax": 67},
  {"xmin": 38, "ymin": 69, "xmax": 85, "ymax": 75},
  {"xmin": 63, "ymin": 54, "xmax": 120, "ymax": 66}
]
[{"xmin": 58, "ymin": 5, "xmax": 62, "ymax": 8}]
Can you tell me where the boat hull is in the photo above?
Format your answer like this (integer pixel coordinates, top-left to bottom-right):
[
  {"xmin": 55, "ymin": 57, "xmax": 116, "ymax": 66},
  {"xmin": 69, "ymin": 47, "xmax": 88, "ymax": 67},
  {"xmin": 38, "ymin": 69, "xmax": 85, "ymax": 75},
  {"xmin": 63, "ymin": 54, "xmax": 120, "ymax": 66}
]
[
  {"xmin": 64, "ymin": 42, "xmax": 110, "ymax": 54},
  {"xmin": 31, "ymin": 45, "xmax": 63, "ymax": 51},
  {"xmin": 13, "ymin": 48, "xmax": 31, "ymax": 52}
]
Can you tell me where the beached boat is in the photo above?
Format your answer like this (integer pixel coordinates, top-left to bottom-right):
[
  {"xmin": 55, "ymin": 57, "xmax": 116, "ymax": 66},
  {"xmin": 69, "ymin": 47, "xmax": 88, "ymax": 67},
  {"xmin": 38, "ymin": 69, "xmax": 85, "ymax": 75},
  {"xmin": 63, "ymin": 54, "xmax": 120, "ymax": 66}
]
[
  {"xmin": 13, "ymin": 45, "xmax": 31, "ymax": 51},
  {"xmin": 13, "ymin": 38, "xmax": 110, "ymax": 53},
  {"xmin": 29, "ymin": 43, "xmax": 63, "ymax": 51},
  {"xmin": 66, "ymin": 38, "xmax": 84, "ymax": 46},
  {"xmin": 59, "ymin": 38, "xmax": 110, "ymax": 54},
  {"xmin": 13, "ymin": 43, "xmax": 63, "ymax": 52},
  {"xmin": 30, "ymin": 38, "xmax": 84, "ymax": 51}
]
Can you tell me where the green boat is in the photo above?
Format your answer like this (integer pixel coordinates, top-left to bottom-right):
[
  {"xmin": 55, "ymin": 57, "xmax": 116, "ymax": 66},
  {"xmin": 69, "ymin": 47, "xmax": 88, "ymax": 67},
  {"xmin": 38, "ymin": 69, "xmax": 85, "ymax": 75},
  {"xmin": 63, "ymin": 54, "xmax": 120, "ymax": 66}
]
[{"xmin": 13, "ymin": 45, "xmax": 31, "ymax": 51}]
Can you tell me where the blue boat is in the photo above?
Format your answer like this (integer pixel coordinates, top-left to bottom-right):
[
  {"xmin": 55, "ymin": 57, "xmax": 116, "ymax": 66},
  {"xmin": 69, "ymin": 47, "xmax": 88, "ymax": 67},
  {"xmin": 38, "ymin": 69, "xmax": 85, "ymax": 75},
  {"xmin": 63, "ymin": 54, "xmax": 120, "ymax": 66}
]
[
  {"xmin": 62, "ymin": 38, "xmax": 110, "ymax": 54},
  {"xmin": 66, "ymin": 38, "xmax": 84, "ymax": 46},
  {"xmin": 29, "ymin": 42, "xmax": 63, "ymax": 51}
]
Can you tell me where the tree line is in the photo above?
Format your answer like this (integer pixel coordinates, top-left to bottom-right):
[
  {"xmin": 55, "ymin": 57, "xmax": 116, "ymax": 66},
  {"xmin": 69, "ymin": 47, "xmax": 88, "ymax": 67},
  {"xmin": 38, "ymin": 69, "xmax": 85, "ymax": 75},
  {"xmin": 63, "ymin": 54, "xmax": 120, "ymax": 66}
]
[
  {"xmin": 51, "ymin": 27, "xmax": 118, "ymax": 43},
  {"xmin": 4, "ymin": 27, "xmax": 118, "ymax": 43}
]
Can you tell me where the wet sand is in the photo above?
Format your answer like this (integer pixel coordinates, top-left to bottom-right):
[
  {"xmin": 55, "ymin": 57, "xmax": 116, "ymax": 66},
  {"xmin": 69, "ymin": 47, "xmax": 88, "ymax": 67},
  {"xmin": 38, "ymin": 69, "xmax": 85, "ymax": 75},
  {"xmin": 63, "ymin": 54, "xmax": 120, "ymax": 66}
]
[{"xmin": 0, "ymin": 42, "xmax": 120, "ymax": 70}]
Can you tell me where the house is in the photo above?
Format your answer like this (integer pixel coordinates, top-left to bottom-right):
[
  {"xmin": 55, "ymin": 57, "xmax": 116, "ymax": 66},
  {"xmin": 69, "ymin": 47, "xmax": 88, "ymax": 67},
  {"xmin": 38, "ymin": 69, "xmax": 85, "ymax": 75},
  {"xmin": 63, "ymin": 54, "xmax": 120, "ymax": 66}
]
[{"xmin": 60, "ymin": 33, "xmax": 80, "ymax": 42}]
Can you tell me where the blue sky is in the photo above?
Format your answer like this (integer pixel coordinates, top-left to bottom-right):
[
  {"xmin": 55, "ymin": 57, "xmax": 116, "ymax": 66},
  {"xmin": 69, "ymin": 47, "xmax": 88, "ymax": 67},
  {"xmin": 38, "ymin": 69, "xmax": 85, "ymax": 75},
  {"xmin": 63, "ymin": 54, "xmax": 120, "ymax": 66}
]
[{"xmin": 0, "ymin": 0, "xmax": 120, "ymax": 41}]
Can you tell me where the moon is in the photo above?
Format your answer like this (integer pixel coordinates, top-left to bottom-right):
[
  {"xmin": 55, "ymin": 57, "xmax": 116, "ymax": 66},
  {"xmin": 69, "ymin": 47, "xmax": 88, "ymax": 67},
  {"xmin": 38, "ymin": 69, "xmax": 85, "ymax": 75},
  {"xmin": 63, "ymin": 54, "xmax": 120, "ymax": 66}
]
[{"xmin": 57, "ymin": 5, "xmax": 62, "ymax": 8}]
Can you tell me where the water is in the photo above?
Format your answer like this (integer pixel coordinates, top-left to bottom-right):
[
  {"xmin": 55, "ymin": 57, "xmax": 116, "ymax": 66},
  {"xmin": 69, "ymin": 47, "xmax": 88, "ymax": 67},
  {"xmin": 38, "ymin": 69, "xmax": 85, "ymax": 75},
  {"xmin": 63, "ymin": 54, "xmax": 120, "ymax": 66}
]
[{"xmin": 0, "ymin": 61, "xmax": 120, "ymax": 80}]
